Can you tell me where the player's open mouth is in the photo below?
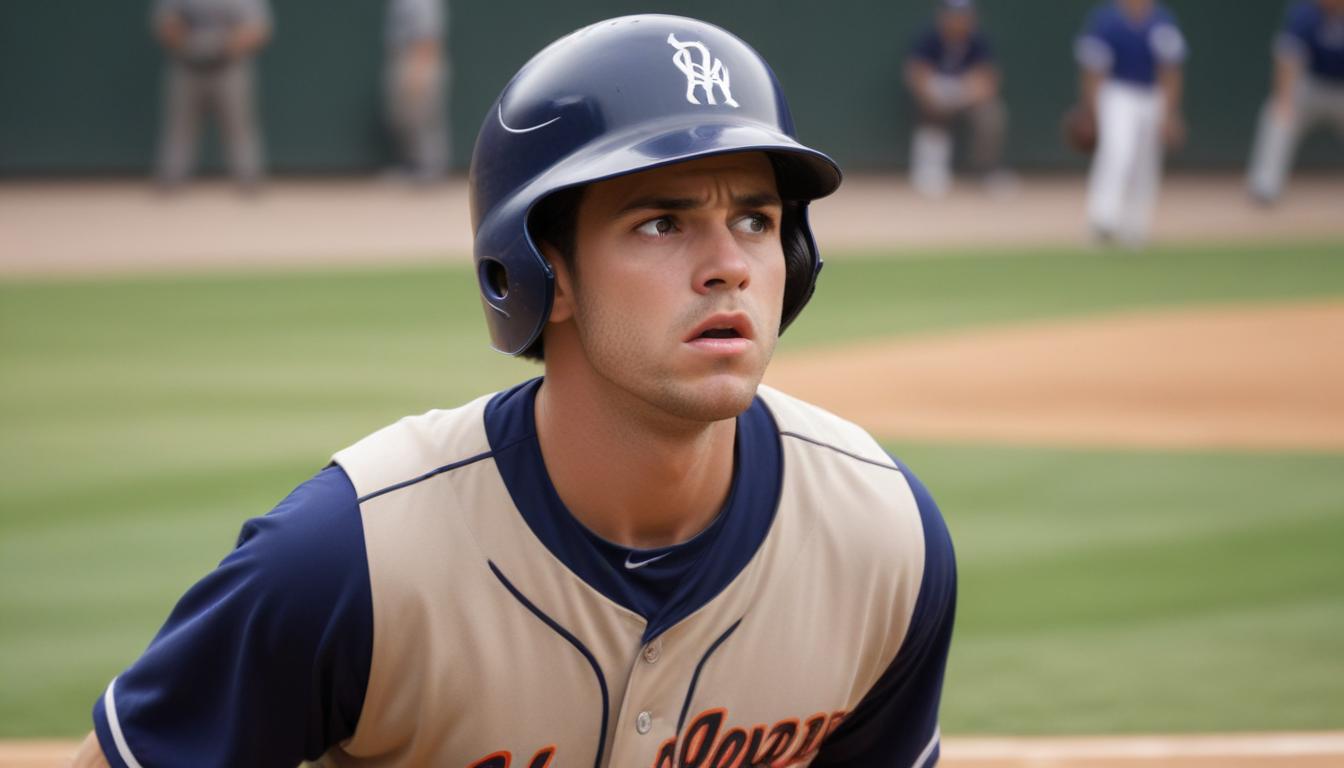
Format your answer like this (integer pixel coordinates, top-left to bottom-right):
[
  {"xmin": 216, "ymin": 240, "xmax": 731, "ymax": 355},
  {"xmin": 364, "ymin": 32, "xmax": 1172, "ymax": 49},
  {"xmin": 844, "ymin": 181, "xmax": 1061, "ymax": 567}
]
[
  {"xmin": 697, "ymin": 328, "xmax": 741, "ymax": 339},
  {"xmin": 685, "ymin": 312, "xmax": 755, "ymax": 354},
  {"xmin": 685, "ymin": 312, "xmax": 754, "ymax": 343}
]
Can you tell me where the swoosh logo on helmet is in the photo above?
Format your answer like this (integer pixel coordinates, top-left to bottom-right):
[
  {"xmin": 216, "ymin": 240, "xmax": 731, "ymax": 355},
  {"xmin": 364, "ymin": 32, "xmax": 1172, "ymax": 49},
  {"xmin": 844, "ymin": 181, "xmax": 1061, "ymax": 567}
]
[{"xmin": 498, "ymin": 104, "xmax": 562, "ymax": 134}]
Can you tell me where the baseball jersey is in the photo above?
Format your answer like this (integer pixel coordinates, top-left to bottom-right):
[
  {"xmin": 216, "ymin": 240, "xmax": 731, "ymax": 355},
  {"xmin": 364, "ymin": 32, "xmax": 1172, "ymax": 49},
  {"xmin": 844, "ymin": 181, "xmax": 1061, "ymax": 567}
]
[
  {"xmin": 1075, "ymin": 2, "xmax": 1186, "ymax": 88},
  {"xmin": 152, "ymin": 0, "xmax": 271, "ymax": 68},
  {"xmin": 908, "ymin": 26, "xmax": 993, "ymax": 77},
  {"xmin": 1278, "ymin": 1, "xmax": 1344, "ymax": 83},
  {"xmin": 92, "ymin": 378, "xmax": 956, "ymax": 768}
]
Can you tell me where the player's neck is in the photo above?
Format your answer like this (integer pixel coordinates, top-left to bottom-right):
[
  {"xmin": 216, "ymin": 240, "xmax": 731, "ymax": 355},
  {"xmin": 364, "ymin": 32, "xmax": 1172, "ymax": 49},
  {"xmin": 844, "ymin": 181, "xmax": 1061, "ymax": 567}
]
[{"xmin": 533, "ymin": 373, "xmax": 736, "ymax": 550}]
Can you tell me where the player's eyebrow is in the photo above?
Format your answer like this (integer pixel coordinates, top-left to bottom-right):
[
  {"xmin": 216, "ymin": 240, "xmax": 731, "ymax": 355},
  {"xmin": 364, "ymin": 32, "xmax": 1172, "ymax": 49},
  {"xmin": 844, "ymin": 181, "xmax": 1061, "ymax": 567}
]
[{"xmin": 617, "ymin": 190, "xmax": 782, "ymax": 215}]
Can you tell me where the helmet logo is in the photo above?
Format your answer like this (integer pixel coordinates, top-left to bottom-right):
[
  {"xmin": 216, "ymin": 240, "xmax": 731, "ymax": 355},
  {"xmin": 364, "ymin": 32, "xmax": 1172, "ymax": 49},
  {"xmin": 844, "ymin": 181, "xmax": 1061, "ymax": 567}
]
[{"xmin": 667, "ymin": 33, "xmax": 740, "ymax": 108}]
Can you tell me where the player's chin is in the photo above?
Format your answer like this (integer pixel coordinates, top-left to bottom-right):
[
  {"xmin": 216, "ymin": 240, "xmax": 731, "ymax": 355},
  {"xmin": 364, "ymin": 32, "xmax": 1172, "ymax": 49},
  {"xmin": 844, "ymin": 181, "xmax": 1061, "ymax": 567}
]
[{"xmin": 660, "ymin": 366, "xmax": 764, "ymax": 422}]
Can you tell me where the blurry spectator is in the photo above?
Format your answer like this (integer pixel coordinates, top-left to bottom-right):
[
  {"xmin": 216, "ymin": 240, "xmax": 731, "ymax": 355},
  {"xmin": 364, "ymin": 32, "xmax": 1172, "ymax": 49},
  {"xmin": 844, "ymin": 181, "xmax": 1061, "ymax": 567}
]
[
  {"xmin": 1076, "ymin": 0, "xmax": 1187, "ymax": 246},
  {"xmin": 904, "ymin": 0, "xmax": 1011, "ymax": 197},
  {"xmin": 1247, "ymin": 0, "xmax": 1344, "ymax": 205},
  {"xmin": 152, "ymin": 0, "xmax": 272, "ymax": 191},
  {"xmin": 386, "ymin": 0, "xmax": 450, "ymax": 182}
]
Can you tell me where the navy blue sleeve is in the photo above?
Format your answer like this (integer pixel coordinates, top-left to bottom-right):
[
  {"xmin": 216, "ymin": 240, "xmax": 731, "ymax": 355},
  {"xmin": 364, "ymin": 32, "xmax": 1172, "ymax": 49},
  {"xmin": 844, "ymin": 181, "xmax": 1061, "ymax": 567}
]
[
  {"xmin": 1285, "ymin": 2, "xmax": 1315, "ymax": 47},
  {"xmin": 1075, "ymin": 7, "xmax": 1113, "ymax": 71},
  {"xmin": 908, "ymin": 27, "xmax": 941, "ymax": 65},
  {"xmin": 92, "ymin": 465, "xmax": 373, "ymax": 768},
  {"xmin": 966, "ymin": 32, "xmax": 992, "ymax": 66},
  {"xmin": 810, "ymin": 458, "xmax": 957, "ymax": 768}
]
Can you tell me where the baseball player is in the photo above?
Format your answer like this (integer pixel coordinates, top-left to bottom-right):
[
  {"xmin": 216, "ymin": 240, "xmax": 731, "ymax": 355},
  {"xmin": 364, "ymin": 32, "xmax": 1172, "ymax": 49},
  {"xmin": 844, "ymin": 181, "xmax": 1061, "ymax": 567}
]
[
  {"xmin": 1247, "ymin": 0, "xmax": 1344, "ymax": 205},
  {"xmin": 74, "ymin": 14, "xmax": 956, "ymax": 768},
  {"xmin": 385, "ymin": 0, "xmax": 450, "ymax": 182},
  {"xmin": 904, "ymin": 0, "xmax": 1011, "ymax": 197},
  {"xmin": 152, "ymin": 0, "xmax": 272, "ymax": 191},
  {"xmin": 1075, "ymin": 0, "xmax": 1188, "ymax": 245}
]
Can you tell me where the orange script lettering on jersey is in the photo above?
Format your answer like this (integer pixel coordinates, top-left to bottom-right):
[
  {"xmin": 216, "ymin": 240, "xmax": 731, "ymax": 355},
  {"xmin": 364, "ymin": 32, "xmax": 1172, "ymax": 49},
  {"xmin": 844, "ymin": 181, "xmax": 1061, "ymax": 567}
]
[
  {"xmin": 466, "ymin": 745, "xmax": 555, "ymax": 768},
  {"xmin": 651, "ymin": 707, "xmax": 848, "ymax": 768}
]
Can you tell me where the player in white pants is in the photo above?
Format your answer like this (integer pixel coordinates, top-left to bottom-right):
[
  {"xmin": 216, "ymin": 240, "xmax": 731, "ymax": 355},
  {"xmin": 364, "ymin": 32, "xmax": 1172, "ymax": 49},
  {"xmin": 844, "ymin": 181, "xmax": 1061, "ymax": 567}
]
[
  {"xmin": 1248, "ymin": 0, "xmax": 1344, "ymax": 205},
  {"xmin": 1076, "ymin": 0, "xmax": 1187, "ymax": 246}
]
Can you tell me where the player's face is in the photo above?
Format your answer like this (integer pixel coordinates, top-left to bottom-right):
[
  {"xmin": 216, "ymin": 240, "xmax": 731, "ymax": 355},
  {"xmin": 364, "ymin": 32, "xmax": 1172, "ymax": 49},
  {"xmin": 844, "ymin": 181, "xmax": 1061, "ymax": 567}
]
[
  {"xmin": 1118, "ymin": 0, "xmax": 1155, "ymax": 19},
  {"xmin": 938, "ymin": 10, "xmax": 975, "ymax": 43},
  {"xmin": 554, "ymin": 152, "xmax": 786, "ymax": 424},
  {"xmin": 1321, "ymin": 0, "xmax": 1344, "ymax": 15}
]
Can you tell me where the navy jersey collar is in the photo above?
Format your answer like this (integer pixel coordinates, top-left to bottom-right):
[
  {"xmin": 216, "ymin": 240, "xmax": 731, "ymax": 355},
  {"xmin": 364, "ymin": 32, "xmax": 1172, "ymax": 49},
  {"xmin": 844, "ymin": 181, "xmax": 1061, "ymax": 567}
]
[{"xmin": 483, "ymin": 378, "xmax": 783, "ymax": 641}]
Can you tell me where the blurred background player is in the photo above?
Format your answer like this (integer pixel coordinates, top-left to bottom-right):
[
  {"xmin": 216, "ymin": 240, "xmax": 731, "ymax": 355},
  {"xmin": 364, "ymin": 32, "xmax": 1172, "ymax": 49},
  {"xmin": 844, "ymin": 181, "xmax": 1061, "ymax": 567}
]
[
  {"xmin": 904, "ymin": 0, "xmax": 1011, "ymax": 198},
  {"xmin": 152, "ymin": 0, "xmax": 272, "ymax": 191},
  {"xmin": 1075, "ymin": 0, "xmax": 1187, "ymax": 246},
  {"xmin": 1247, "ymin": 0, "xmax": 1344, "ymax": 205},
  {"xmin": 384, "ymin": 0, "xmax": 449, "ymax": 183}
]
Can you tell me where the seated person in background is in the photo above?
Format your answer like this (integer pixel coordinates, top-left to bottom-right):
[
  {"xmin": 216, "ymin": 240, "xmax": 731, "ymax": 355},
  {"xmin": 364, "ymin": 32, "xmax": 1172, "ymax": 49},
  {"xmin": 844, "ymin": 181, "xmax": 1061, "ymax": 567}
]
[
  {"xmin": 1247, "ymin": 0, "xmax": 1344, "ymax": 205},
  {"xmin": 904, "ymin": 0, "xmax": 1012, "ymax": 197}
]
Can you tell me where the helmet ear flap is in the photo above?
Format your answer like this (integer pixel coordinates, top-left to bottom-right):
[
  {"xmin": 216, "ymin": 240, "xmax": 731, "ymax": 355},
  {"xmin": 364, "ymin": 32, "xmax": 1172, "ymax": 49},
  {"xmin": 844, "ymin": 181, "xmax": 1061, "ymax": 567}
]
[{"xmin": 779, "ymin": 200, "xmax": 822, "ymax": 334}]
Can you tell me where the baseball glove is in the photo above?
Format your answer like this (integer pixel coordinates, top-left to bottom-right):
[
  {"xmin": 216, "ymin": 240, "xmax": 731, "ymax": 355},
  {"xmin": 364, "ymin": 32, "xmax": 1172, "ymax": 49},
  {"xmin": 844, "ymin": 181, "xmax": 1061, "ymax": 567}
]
[{"xmin": 1062, "ymin": 105, "xmax": 1098, "ymax": 156}]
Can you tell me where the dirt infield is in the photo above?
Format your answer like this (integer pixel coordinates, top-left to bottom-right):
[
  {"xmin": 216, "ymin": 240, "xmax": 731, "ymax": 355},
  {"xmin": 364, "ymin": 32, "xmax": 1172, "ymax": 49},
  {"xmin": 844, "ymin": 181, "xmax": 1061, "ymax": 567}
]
[
  {"xmin": 7, "ymin": 733, "xmax": 1344, "ymax": 768},
  {"xmin": 766, "ymin": 301, "xmax": 1344, "ymax": 450},
  {"xmin": 2, "ymin": 175, "xmax": 1342, "ymax": 277}
]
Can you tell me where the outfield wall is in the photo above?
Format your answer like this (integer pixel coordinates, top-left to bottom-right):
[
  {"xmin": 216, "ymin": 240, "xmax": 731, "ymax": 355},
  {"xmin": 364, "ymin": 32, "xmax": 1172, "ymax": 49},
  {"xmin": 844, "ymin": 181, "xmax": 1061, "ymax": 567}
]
[{"xmin": 1, "ymin": 0, "xmax": 1341, "ymax": 174}]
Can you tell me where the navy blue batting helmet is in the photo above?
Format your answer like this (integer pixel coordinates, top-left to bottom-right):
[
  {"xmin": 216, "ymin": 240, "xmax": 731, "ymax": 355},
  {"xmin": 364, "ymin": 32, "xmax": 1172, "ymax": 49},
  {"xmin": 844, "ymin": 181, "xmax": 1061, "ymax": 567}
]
[{"xmin": 469, "ymin": 14, "xmax": 842, "ymax": 356}]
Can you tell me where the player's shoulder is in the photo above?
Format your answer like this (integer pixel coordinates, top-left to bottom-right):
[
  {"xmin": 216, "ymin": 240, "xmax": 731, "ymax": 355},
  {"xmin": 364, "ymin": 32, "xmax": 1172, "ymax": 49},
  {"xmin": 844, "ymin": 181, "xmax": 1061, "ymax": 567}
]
[
  {"xmin": 1286, "ymin": 0, "xmax": 1320, "ymax": 27},
  {"xmin": 756, "ymin": 386, "xmax": 939, "ymax": 524},
  {"xmin": 757, "ymin": 385, "xmax": 952, "ymax": 577},
  {"xmin": 1152, "ymin": 3, "xmax": 1182, "ymax": 27},
  {"xmin": 233, "ymin": 464, "xmax": 369, "ymax": 601},
  {"xmin": 1084, "ymin": 3, "xmax": 1121, "ymax": 30},
  {"xmin": 756, "ymin": 384, "xmax": 893, "ymax": 469},
  {"xmin": 909, "ymin": 24, "xmax": 941, "ymax": 55},
  {"xmin": 333, "ymin": 390, "xmax": 498, "ymax": 503}
]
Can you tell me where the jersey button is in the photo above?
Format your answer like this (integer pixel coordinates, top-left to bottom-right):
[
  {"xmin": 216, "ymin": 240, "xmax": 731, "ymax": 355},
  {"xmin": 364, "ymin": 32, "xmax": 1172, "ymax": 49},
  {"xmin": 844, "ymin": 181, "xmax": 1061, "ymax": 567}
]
[
  {"xmin": 642, "ymin": 641, "xmax": 661, "ymax": 664},
  {"xmin": 636, "ymin": 710, "xmax": 653, "ymax": 734}
]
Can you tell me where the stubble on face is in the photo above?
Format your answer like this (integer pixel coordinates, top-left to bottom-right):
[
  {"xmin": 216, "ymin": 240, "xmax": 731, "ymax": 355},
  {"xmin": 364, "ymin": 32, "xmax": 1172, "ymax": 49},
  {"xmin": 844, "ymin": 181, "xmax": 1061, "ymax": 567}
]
[
  {"xmin": 560, "ymin": 153, "xmax": 786, "ymax": 427},
  {"xmin": 572, "ymin": 282, "xmax": 780, "ymax": 424}
]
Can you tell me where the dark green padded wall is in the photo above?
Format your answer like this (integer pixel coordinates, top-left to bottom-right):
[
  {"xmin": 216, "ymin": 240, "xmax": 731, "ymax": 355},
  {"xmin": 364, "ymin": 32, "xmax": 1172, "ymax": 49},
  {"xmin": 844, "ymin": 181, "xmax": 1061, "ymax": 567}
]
[{"xmin": 1, "ymin": 1, "xmax": 1339, "ymax": 174}]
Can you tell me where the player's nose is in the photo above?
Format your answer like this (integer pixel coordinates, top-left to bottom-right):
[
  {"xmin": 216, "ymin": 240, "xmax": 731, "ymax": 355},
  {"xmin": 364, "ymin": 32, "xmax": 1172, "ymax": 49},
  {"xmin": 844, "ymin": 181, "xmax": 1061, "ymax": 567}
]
[{"xmin": 692, "ymin": 223, "xmax": 751, "ymax": 295}]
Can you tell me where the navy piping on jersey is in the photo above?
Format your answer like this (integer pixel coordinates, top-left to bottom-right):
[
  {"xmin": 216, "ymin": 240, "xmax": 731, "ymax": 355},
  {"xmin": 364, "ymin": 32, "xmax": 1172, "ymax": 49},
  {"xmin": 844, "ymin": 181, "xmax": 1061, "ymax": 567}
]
[
  {"xmin": 778, "ymin": 431, "xmax": 898, "ymax": 472},
  {"xmin": 808, "ymin": 454, "xmax": 956, "ymax": 767},
  {"xmin": 484, "ymin": 378, "xmax": 784, "ymax": 643},
  {"xmin": 488, "ymin": 561, "xmax": 609, "ymax": 768},
  {"xmin": 676, "ymin": 617, "xmax": 743, "ymax": 733},
  {"xmin": 354, "ymin": 450, "xmax": 494, "ymax": 504}
]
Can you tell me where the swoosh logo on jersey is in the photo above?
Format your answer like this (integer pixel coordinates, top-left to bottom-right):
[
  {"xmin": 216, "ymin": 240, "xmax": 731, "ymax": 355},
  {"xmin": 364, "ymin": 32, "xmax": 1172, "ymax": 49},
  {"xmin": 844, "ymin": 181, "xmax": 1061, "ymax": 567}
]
[
  {"xmin": 624, "ymin": 551, "xmax": 672, "ymax": 570},
  {"xmin": 498, "ymin": 104, "xmax": 562, "ymax": 134}
]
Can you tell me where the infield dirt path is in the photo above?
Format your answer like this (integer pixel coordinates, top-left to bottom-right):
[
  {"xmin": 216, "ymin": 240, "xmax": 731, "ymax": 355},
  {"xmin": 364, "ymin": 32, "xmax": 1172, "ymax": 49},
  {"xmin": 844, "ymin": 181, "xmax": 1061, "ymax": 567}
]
[
  {"xmin": 765, "ymin": 302, "xmax": 1344, "ymax": 450},
  {"xmin": 2, "ymin": 175, "xmax": 1341, "ymax": 277}
]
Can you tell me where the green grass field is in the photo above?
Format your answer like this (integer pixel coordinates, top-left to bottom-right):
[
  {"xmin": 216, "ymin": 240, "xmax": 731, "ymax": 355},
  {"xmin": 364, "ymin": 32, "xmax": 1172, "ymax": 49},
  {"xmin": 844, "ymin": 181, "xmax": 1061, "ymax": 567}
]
[{"xmin": 2, "ymin": 241, "xmax": 1343, "ymax": 737}]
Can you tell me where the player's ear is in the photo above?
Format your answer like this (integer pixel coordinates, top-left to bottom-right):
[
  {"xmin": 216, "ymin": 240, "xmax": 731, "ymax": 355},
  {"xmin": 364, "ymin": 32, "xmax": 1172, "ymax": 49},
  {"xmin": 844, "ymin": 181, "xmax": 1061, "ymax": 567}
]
[{"xmin": 541, "ymin": 241, "xmax": 575, "ymax": 324}]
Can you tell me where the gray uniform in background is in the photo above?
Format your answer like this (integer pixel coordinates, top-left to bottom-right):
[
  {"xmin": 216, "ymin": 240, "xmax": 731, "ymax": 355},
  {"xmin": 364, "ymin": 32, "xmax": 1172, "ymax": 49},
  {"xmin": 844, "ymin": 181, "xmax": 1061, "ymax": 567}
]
[
  {"xmin": 386, "ymin": 0, "xmax": 449, "ymax": 180},
  {"xmin": 153, "ymin": 0, "xmax": 271, "ymax": 188}
]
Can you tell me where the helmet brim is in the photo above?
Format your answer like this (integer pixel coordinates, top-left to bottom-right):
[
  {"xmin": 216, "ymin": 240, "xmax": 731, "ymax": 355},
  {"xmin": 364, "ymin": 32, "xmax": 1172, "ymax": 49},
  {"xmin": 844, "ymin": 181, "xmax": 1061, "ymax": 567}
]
[{"xmin": 522, "ymin": 118, "xmax": 842, "ymax": 208}]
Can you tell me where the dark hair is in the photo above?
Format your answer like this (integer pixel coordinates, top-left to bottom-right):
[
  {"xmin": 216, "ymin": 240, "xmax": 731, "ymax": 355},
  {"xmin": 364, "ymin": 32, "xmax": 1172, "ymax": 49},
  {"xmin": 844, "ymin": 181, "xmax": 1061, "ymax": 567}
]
[{"xmin": 522, "ymin": 185, "xmax": 586, "ymax": 361}]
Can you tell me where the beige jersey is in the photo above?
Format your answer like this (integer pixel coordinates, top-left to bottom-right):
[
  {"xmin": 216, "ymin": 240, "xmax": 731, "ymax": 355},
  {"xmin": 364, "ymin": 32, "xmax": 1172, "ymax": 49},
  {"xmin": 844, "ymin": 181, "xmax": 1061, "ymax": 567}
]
[{"xmin": 92, "ymin": 379, "xmax": 955, "ymax": 768}]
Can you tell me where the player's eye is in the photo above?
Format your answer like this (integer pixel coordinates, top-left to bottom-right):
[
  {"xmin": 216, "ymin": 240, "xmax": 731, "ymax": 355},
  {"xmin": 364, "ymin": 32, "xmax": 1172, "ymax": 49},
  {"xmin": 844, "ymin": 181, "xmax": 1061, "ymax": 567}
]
[
  {"xmin": 732, "ymin": 213, "xmax": 775, "ymax": 235},
  {"xmin": 635, "ymin": 216, "xmax": 677, "ymax": 237}
]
